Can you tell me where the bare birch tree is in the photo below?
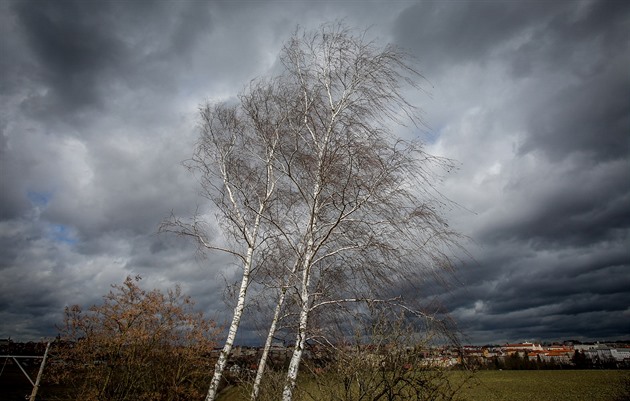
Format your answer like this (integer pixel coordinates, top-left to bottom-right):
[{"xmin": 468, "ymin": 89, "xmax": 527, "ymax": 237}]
[
  {"xmin": 241, "ymin": 24, "xmax": 462, "ymax": 401},
  {"xmin": 161, "ymin": 78, "xmax": 296, "ymax": 401},
  {"xmin": 167, "ymin": 22, "xmax": 461, "ymax": 401}
]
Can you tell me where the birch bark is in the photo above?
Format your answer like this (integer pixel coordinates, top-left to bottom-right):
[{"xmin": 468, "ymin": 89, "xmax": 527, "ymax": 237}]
[
  {"xmin": 250, "ymin": 256, "xmax": 299, "ymax": 400},
  {"xmin": 249, "ymin": 287, "xmax": 286, "ymax": 400},
  {"xmin": 205, "ymin": 245, "xmax": 254, "ymax": 401},
  {"xmin": 163, "ymin": 85, "xmax": 283, "ymax": 401},
  {"xmin": 205, "ymin": 136, "xmax": 279, "ymax": 401},
  {"xmin": 281, "ymin": 247, "xmax": 314, "ymax": 401}
]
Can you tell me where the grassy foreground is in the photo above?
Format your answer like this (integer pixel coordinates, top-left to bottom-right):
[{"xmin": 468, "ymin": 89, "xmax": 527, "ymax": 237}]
[
  {"xmin": 218, "ymin": 370, "xmax": 629, "ymax": 401},
  {"xmin": 457, "ymin": 370, "xmax": 628, "ymax": 401}
]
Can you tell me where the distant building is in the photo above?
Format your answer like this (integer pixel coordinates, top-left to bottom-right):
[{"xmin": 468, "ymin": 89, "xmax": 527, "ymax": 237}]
[
  {"xmin": 586, "ymin": 347, "xmax": 630, "ymax": 362},
  {"xmin": 611, "ymin": 348, "xmax": 630, "ymax": 361},
  {"xmin": 540, "ymin": 350, "xmax": 572, "ymax": 364},
  {"xmin": 503, "ymin": 342, "xmax": 543, "ymax": 354}
]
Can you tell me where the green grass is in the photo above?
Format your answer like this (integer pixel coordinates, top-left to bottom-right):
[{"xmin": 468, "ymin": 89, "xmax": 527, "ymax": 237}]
[
  {"xmin": 455, "ymin": 370, "xmax": 629, "ymax": 401},
  {"xmin": 218, "ymin": 370, "xmax": 630, "ymax": 401}
]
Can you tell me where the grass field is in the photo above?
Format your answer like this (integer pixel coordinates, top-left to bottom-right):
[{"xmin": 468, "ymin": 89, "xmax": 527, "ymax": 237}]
[
  {"xmin": 217, "ymin": 370, "xmax": 630, "ymax": 401},
  {"xmin": 2, "ymin": 366, "xmax": 626, "ymax": 400},
  {"xmin": 457, "ymin": 370, "xmax": 629, "ymax": 401}
]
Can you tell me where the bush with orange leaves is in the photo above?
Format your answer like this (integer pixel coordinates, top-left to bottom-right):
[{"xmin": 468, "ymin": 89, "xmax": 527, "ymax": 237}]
[{"xmin": 52, "ymin": 276, "xmax": 220, "ymax": 401}]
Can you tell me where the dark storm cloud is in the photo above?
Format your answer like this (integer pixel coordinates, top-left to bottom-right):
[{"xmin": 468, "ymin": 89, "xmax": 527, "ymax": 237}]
[
  {"xmin": 522, "ymin": 67, "xmax": 630, "ymax": 162},
  {"xmin": 441, "ymin": 230, "xmax": 630, "ymax": 342},
  {"xmin": 508, "ymin": 0, "xmax": 629, "ymax": 77},
  {"xmin": 0, "ymin": 0, "xmax": 224, "ymax": 339},
  {"xmin": 14, "ymin": 0, "xmax": 126, "ymax": 113},
  {"xmin": 1, "ymin": 1, "xmax": 221, "ymax": 236},
  {"xmin": 397, "ymin": 0, "xmax": 630, "ymax": 343},
  {"xmin": 484, "ymin": 263, "xmax": 630, "ymax": 315},
  {"xmin": 0, "ymin": 0, "xmax": 628, "ymax": 345},
  {"xmin": 396, "ymin": 0, "xmax": 630, "ymax": 161},
  {"xmin": 461, "ymin": 308, "xmax": 626, "ymax": 344},
  {"xmin": 11, "ymin": 0, "xmax": 215, "ymax": 119},
  {"xmin": 512, "ymin": 0, "xmax": 630, "ymax": 163},
  {"xmin": 393, "ymin": 0, "xmax": 568, "ymax": 72},
  {"xmin": 481, "ymin": 157, "xmax": 630, "ymax": 248}
]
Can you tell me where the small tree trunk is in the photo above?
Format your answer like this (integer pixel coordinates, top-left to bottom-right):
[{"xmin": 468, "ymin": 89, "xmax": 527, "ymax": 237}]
[
  {"xmin": 281, "ymin": 293, "xmax": 309, "ymax": 401},
  {"xmin": 250, "ymin": 287, "xmax": 287, "ymax": 400},
  {"xmin": 251, "ymin": 255, "xmax": 302, "ymax": 401},
  {"xmin": 205, "ymin": 247, "xmax": 255, "ymax": 401},
  {"xmin": 281, "ymin": 249, "xmax": 313, "ymax": 401}
]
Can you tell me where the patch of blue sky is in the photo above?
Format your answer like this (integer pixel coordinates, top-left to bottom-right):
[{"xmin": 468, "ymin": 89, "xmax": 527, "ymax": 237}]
[
  {"xmin": 27, "ymin": 190, "xmax": 53, "ymax": 207},
  {"xmin": 26, "ymin": 190, "xmax": 78, "ymax": 245},
  {"xmin": 48, "ymin": 223, "xmax": 78, "ymax": 245},
  {"xmin": 422, "ymin": 126, "xmax": 442, "ymax": 145}
]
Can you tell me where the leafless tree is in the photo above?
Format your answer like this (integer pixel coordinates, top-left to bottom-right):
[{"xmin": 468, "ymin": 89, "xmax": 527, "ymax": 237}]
[
  {"xmin": 303, "ymin": 309, "xmax": 472, "ymax": 401},
  {"xmin": 166, "ymin": 22, "xmax": 462, "ymax": 401},
  {"xmin": 243, "ymin": 23, "xmax": 463, "ymax": 401},
  {"xmin": 161, "ymin": 77, "xmax": 298, "ymax": 401}
]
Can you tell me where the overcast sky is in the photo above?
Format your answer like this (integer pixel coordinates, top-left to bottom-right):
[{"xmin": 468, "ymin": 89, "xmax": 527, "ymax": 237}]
[{"xmin": 1, "ymin": 0, "xmax": 628, "ymax": 345}]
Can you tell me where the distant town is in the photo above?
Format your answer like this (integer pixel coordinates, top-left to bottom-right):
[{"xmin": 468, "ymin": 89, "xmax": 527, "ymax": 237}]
[
  {"xmin": 219, "ymin": 340, "xmax": 630, "ymax": 373},
  {"xmin": 459, "ymin": 341, "xmax": 630, "ymax": 369},
  {"xmin": 2, "ymin": 338, "xmax": 629, "ymax": 373}
]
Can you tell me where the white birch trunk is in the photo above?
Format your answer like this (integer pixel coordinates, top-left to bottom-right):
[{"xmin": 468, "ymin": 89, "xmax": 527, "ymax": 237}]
[
  {"xmin": 250, "ymin": 287, "xmax": 287, "ymax": 400},
  {"xmin": 281, "ymin": 248, "xmax": 314, "ymax": 401},
  {"xmin": 281, "ymin": 284, "xmax": 310, "ymax": 401},
  {"xmin": 205, "ymin": 246, "xmax": 254, "ymax": 401},
  {"xmin": 206, "ymin": 136, "xmax": 277, "ymax": 401}
]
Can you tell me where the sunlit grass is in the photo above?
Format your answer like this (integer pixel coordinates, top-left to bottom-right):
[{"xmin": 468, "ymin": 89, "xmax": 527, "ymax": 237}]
[
  {"xmin": 217, "ymin": 370, "xmax": 630, "ymax": 401},
  {"xmin": 450, "ymin": 370, "xmax": 628, "ymax": 401}
]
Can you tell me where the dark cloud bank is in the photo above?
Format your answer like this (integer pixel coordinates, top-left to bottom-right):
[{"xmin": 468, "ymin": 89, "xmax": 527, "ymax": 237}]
[{"xmin": 1, "ymin": 0, "xmax": 628, "ymax": 345}]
